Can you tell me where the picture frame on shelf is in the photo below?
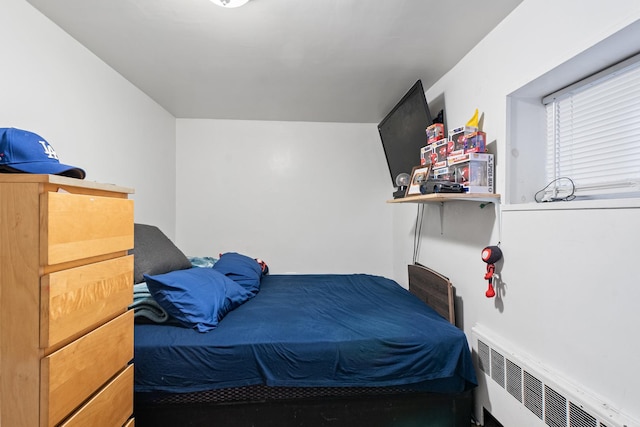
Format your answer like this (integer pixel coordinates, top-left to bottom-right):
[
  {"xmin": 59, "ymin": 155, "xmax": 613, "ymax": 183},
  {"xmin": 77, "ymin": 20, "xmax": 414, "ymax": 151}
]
[{"xmin": 406, "ymin": 164, "xmax": 431, "ymax": 197}]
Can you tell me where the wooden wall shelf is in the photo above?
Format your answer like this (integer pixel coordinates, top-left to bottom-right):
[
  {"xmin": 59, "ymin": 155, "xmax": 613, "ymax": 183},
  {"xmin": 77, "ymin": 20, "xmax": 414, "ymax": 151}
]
[
  {"xmin": 387, "ymin": 193, "xmax": 500, "ymax": 204},
  {"xmin": 387, "ymin": 192, "xmax": 501, "ymax": 235}
]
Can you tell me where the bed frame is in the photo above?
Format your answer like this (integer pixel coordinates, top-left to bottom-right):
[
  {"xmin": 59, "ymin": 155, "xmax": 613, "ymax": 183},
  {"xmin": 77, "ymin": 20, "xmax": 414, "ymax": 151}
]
[{"xmin": 134, "ymin": 264, "xmax": 472, "ymax": 427}]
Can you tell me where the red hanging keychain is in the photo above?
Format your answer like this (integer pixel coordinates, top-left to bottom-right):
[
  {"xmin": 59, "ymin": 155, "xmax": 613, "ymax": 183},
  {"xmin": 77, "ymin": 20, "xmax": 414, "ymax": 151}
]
[{"xmin": 481, "ymin": 245, "xmax": 502, "ymax": 298}]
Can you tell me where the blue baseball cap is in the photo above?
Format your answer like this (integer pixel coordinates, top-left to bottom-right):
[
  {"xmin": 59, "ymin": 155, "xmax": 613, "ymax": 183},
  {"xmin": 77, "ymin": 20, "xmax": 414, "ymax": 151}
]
[{"xmin": 0, "ymin": 128, "xmax": 85, "ymax": 179}]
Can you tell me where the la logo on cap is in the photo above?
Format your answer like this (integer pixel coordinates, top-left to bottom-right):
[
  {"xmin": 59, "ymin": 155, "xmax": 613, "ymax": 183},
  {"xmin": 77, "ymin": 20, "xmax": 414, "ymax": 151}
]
[
  {"xmin": 38, "ymin": 139, "xmax": 60, "ymax": 160},
  {"xmin": 0, "ymin": 127, "xmax": 86, "ymax": 179}
]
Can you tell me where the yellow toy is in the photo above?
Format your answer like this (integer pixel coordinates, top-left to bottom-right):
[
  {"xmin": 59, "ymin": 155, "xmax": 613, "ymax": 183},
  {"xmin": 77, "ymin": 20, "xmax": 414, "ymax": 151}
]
[{"xmin": 466, "ymin": 109, "xmax": 479, "ymax": 128}]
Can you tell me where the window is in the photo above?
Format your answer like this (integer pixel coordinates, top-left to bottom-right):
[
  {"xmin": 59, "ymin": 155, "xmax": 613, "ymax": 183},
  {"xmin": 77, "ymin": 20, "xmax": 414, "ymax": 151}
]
[{"xmin": 540, "ymin": 55, "xmax": 640, "ymax": 201}]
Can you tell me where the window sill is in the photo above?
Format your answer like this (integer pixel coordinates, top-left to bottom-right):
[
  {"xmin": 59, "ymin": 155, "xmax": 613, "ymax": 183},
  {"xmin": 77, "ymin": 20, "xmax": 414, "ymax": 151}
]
[{"xmin": 502, "ymin": 198, "xmax": 640, "ymax": 212}]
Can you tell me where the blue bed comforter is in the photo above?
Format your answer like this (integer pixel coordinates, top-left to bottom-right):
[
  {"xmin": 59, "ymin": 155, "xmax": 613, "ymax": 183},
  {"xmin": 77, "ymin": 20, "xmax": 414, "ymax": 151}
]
[{"xmin": 134, "ymin": 274, "xmax": 477, "ymax": 394}]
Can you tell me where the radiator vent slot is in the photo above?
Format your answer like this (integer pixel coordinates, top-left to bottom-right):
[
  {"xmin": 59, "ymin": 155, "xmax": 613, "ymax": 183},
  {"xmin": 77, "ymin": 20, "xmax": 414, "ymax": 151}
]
[
  {"xmin": 506, "ymin": 359, "xmax": 522, "ymax": 403},
  {"xmin": 478, "ymin": 339, "xmax": 490, "ymax": 373},
  {"xmin": 491, "ymin": 348, "xmax": 505, "ymax": 388},
  {"xmin": 570, "ymin": 402, "xmax": 597, "ymax": 427},
  {"xmin": 524, "ymin": 370, "xmax": 543, "ymax": 420},
  {"xmin": 545, "ymin": 385, "xmax": 567, "ymax": 427},
  {"xmin": 472, "ymin": 326, "xmax": 637, "ymax": 427}
]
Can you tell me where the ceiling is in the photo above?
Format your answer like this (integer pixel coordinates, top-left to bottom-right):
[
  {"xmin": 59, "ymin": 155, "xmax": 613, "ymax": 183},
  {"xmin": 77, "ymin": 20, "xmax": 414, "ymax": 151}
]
[{"xmin": 25, "ymin": 0, "xmax": 524, "ymax": 123}]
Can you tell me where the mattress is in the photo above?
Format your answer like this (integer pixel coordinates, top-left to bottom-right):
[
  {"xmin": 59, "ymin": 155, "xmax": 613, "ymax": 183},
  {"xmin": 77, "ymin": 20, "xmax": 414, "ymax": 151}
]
[{"xmin": 134, "ymin": 274, "xmax": 477, "ymax": 394}]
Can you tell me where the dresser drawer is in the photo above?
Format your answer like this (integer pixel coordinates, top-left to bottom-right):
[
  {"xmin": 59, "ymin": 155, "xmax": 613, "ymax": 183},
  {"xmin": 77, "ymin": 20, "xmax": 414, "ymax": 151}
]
[
  {"xmin": 41, "ymin": 310, "xmax": 134, "ymax": 426},
  {"xmin": 41, "ymin": 191, "xmax": 134, "ymax": 266},
  {"xmin": 41, "ymin": 256, "xmax": 134, "ymax": 348},
  {"xmin": 60, "ymin": 364, "xmax": 134, "ymax": 427}
]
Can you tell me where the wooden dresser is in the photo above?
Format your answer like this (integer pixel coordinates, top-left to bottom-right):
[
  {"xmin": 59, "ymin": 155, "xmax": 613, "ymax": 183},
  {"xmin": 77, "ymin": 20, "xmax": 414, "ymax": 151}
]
[{"xmin": 0, "ymin": 174, "xmax": 135, "ymax": 426}]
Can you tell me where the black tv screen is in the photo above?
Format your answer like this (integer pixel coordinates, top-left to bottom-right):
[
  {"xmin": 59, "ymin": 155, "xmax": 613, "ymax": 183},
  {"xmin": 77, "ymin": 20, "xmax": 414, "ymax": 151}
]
[{"xmin": 378, "ymin": 80, "xmax": 433, "ymax": 186}]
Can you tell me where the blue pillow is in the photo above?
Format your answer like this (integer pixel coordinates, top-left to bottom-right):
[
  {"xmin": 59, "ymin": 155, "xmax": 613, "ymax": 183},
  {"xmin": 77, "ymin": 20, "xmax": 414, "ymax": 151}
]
[
  {"xmin": 144, "ymin": 267, "xmax": 253, "ymax": 333},
  {"xmin": 212, "ymin": 252, "xmax": 263, "ymax": 296}
]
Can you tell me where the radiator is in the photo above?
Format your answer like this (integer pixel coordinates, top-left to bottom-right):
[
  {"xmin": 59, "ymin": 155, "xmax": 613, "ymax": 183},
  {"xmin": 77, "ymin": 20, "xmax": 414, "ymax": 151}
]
[{"xmin": 472, "ymin": 325, "xmax": 638, "ymax": 427}]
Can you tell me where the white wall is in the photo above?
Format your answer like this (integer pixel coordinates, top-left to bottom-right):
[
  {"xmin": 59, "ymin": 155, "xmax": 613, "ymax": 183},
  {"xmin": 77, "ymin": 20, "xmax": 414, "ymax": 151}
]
[
  {"xmin": 175, "ymin": 119, "xmax": 394, "ymax": 277},
  {"xmin": 399, "ymin": 0, "xmax": 640, "ymax": 424},
  {"xmin": 1, "ymin": 0, "xmax": 178, "ymax": 238}
]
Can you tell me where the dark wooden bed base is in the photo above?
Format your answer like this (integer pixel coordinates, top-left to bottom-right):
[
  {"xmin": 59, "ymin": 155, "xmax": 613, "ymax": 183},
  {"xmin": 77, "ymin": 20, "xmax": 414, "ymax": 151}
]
[
  {"xmin": 134, "ymin": 264, "xmax": 472, "ymax": 427},
  {"xmin": 134, "ymin": 389, "xmax": 472, "ymax": 427}
]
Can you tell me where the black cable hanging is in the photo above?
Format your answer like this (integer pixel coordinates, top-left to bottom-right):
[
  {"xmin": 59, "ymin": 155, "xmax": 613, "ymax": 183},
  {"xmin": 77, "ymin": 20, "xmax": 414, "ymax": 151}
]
[{"xmin": 412, "ymin": 204, "xmax": 424, "ymax": 264}]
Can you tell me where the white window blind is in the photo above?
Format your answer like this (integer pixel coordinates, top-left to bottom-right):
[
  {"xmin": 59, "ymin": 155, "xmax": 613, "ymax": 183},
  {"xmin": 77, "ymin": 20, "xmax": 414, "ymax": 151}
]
[{"xmin": 542, "ymin": 55, "xmax": 640, "ymax": 200}]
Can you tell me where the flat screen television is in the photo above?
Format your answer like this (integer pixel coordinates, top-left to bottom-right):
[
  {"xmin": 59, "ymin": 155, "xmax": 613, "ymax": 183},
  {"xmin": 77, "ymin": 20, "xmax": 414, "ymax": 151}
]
[{"xmin": 378, "ymin": 80, "xmax": 433, "ymax": 186}]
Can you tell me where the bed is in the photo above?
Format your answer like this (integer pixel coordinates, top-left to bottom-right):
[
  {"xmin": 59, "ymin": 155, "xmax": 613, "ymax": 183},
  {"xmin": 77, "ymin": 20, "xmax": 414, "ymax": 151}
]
[{"xmin": 130, "ymin": 225, "xmax": 477, "ymax": 426}]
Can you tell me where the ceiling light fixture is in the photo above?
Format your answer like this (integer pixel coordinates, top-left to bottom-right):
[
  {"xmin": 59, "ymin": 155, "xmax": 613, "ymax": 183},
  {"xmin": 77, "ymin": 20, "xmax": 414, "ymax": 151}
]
[{"xmin": 210, "ymin": 0, "xmax": 250, "ymax": 8}]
